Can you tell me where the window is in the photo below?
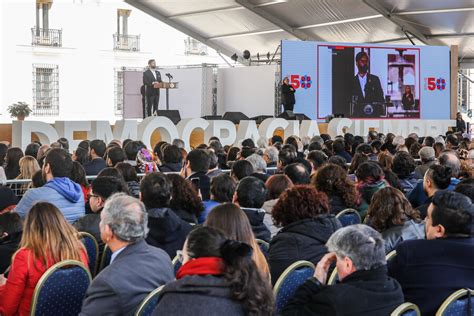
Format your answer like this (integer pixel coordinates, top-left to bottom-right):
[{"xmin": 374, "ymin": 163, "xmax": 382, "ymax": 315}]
[
  {"xmin": 114, "ymin": 68, "xmax": 124, "ymax": 116},
  {"xmin": 32, "ymin": 64, "xmax": 59, "ymax": 116}
]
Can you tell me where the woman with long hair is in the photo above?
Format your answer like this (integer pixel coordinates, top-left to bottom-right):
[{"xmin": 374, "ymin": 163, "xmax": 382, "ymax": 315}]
[
  {"xmin": 0, "ymin": 202, "xmax": 88, "ymax": 315},
  {"xmin": 70, "ymin": 161, "xmax": 90, "ymax": 203},
  {"xmin": 314, "ymin": 164, "xmax": 359, "ymax": 214},
  {"xmin": 167, "ymin": 173, "xmax": 204, "ymax": 224},
  {"xmin": 4, "ymin": 147, "xmax": 24, "ymax": 180},
  {"xmin": 204, "ymin": 203, "xmax": 270, "ymax": 279},
  {"xmin": 15, "ymin": 156, "xmax": 41, "ymax": 195},
  {"xmin": 153, "ymin": 226, "xmax": 274, "ymax": 315},
  {"xmin": 365, "ymin": 187, "xmax": 424, "ymax": 253}
]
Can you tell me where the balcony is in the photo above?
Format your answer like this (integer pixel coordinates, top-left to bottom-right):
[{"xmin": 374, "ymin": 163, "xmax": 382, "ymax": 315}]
[
  {"xmin": 113, "ymin": 34, "xmax": 140, "ymax": 52},
  {"xmin": 31, "ymin": 27, "xmax": 62, "ymax": 47}
]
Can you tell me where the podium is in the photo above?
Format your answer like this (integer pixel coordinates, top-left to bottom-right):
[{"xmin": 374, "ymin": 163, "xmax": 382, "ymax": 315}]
[{"xmin": 153, "ymin": 82, "xmax": 179, "ymax": 110}]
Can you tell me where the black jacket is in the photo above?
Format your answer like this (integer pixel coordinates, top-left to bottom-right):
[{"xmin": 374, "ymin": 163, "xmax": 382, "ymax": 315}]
[
  {"xmin": 352, "ymin": 73, "xmax": 384, "ymax": 104},
  {"xmin": 241, "ymin": 207, "xmax": 271, "ymax": 243},
  {"xmin": 73, "ymin": 213, "xmax": 104, "ymax": 255},
  {"xmin": 269, "ymin": 215, "xmax": 341, "ymax": 284},
  {"xmin": 389, "ymin": 237, "xmax": 474, "ymax": 315},
  {"xmin": 146, "ymin": 207, "xmax": 192, "ymax": 259},
  {"xmin": 0, "ymin": 231, "xmax": 21, "ymax": 274},
  {"xmin": 83, "ymin": 158, "xmax": 106, "ymax": 176},
  {"xmin": 153, "ymin": 275, "xmax": 244, "ymax": 315},
  {"xmin": 283, "ymin": 266, "xmax": 403, "ymax": 316},
  {"xmin": 281, "ymin": 83, "xmax": 296, "ymax": 106},
  {"xmin": 143, "ymin": 69, "xmax": 162, "ymax": 96},
  {"xmin": 126, "ymin": 181, "xmax": 140, "ymax": 199},
  {"xmin": 159, "ymin": 162, "xmax": 182, "ymax": 173},
  {"xmin": 327, "ymin": 194, "xmax": 353, "ymax": 215}
]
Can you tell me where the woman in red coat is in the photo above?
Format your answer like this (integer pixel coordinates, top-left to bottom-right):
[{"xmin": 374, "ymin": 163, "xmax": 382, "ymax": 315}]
[{"xmin": 0, "ymin": 202, "xmax": 88, "ymax": 316}]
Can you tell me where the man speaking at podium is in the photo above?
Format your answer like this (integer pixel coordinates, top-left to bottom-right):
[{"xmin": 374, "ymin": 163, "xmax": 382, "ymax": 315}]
[
  {"xmin": 143, "ymin": 59, "xmax": 162, "ymax": 117},
  {"xmin": 352, "ymin": 51, "xmax": 384, "ymax": 104}
]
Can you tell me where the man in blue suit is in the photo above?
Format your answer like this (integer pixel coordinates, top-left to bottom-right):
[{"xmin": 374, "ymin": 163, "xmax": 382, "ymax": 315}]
[
  {"xmin": 389, "ymin": 191, "xmax": 474, "ymax": 315},
  {"xmin": 80, "ymin": 194, "xmax": 174, "ymax": 315}
]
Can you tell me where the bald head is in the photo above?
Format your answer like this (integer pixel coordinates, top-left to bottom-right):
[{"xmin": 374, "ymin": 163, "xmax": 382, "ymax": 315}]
[{"xmin": 438, "ymin": 151, "xmax": 461, "ymax": 178}]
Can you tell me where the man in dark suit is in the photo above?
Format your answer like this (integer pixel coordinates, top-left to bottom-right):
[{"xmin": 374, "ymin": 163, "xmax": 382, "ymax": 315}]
[
  {"xmin": 83, "ymin": 139, "xmax": 107, "ymax": 176},
  {"xmin": 389, "ymin": 191, "xmax": 474, "ymax": 315},
  {"xmin": 352, "ymin": 51, "xmax": 384, "ymax": 104},
  {"xmin": 143, "ymin": 59, "xmax": 162, "ymax": 117},
  {"xmin": 80, "ymin": 194, "xmax": 174, "ymax": 316},
  {"xmin": 283, "ymin": 225, "xmax": 403, "ymax": 315}
]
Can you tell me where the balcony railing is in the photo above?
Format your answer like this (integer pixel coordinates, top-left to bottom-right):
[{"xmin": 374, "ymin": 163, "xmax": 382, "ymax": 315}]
[
  {"xmin": 31, "ymin": 27, "xmax": 62, "ymax": 47},
  {"xmin": 113, "ymin": 34, "xmax": 140, "ymax": 51}
]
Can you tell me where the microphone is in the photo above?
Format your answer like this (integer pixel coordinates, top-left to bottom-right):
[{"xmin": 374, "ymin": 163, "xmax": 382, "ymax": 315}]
[{"xmin": 165, "ymin": 73, "xmax": 173, "ymax": 80}]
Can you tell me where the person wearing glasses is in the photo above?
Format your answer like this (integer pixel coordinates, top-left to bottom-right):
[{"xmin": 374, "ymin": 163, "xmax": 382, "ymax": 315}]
[{"xmin": 74, "ymin": 176, "xmax": 125, "ymax": 255}]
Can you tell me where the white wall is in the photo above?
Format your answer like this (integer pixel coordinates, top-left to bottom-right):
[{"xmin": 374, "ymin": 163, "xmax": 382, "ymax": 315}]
[
  {"xmin": 217, "ymin": 65, "xmax": 277, "ymax": 117},
  {"xmin": 0, "ymin": 0, "xmax": 230, "ymax": 124}
]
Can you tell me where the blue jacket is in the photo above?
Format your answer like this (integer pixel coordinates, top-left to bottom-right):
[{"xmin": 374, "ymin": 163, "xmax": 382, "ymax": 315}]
[{"xmin": 15, "ymin": 177, "xmax": 85, "ymax": 223}]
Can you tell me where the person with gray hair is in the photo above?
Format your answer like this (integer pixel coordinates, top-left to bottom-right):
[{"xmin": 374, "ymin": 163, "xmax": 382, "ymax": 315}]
[
  {"xmin": 263, "ymin": 146, "xmax": 279, "ymax": 169},
  {"xmin": 80, "ymin": 193, "xmax": 174, "ymax": 316},
  {"xmin": 283, "ymin": 225, "xmax": 403, "ymax": 315},
  {"xmin": 246, "ymin": 153, "xmax": 267, "ymax": 173},
  {"xmin": 172, "ymin": 138, "xmax": 185, "ymax": 149}
]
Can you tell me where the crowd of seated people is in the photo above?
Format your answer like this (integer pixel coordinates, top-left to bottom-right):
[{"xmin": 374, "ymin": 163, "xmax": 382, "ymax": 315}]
[{"xmin": 0, "ymin": 128, "xmax": 473, "ymax": 315}]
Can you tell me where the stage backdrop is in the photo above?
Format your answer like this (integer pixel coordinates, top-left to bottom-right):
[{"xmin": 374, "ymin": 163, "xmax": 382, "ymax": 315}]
[{"xmin": 281, "ymin": 40, "xmax": 451, "ymax": 121}]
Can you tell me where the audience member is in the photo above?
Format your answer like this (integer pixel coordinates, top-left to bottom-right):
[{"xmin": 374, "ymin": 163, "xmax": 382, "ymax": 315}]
[
  {"xmin": 269, "ymin": 185, "xmax": 341, "ymax": 283},
  {"xmin": 283, "ymin": 225, "xmax": 403, "ymax": 315},
  {"xmin": 30, "ymin": 170, "xmax": 45, "ymax": 188},
  {"xmin": 263, "ymin": 174, "xmax": 294, "ymax": 237},
  {"xmin": 284, "ymin": 162, "xmax": 310, "ymax": 185},
  {"xmin": 4, "ymin": 147, "xmax": 24, "ymax": 180},
  {"xmin": 278, "ymin": 145, "xmax": 297, "ymax": 170},
  {"xmin": 0, "ymin": 144, "xmax": 8, "ymax": 166},
  {"xmin": 348, "ymin": 153, "xmax": 368, "ymax": 176},
  {"xmin": 0, "ymin": 202, "xmax": 88, "ymax": 315},
  {"xmin": 96, "ymin": 167, "xmax": 130, "ymax": 195},
  {"xmin": 24, "ymin": 143, "xmax": 40, "ymax": 160},
  {"xmin": 124, "ymin": 141, "xmax": 141, "ymax": 166},
  {"xmin": 0, "ymin": 185, "xmax": 17, "ymax": 214},
  {"xmin": 263, "ymin": 146, "xmax": 279, "ymax": 169},
  {"xmin": 115, "ymin": 162, "xmax": 140, "ymax": 198},
  {"xmin": 15, "ymin": 148, "xmax": 85, "ymax": 223},
  {"xmin": 433, "ymin": 142, "xmax": 445, "ymax": 158},
  {"xmin": 80, "ymin": 194, "xmax": 174, "ymax": 315},
  {"xmin": 72, "ymin": 146, "xmax": 89, "ymax": 165},
  {"xmin": 328, "ymin": 155, "xmax": 348, "ymax": 171},
  {"xmin": 234, "ymin": 176, "xmax": 271, "ymax": 242},
  {"xmin": 306, "ymin": 150, "xmax": 328, "ymax": 177},
  {"xmin": 159, "ymin": 144, "xmax": 182, "ymax": 172},
  {"xmin": 366, "ymin": 187, "xmax": 424, "ymax": 253},
  {"xmin": 140, "ymin": 173, "xmax": 192, "ymax": 258},
  {"xmin": 205, "ymin": 203, "xmax": 270, "ymax": 278},
  {"xmin": 74, "ymin": 176, "xmax": 124, "ymax": 252},
  {"xmin": 416, "ymin": 165, "xmax": 451, "ymax": 218},
  {"xmin": 231, "ymin": 159, "xmax": 254, "ymax": 181},
  {"xmin": 314, "ymin": 164, "xmax": 359, "ymax": 214},
  {"xmin": 57, "ymin": 137, "xmax": 70, "ymax": 151},
  {"xmin": 70, "ymin": 161, "xmax": 90, "ymax": 202},
  {"xmin": 393, "ymin": 151, "xmax": 418, "ymax": 194},
  {"xmin": 246, "ymin": 153, "xmax": 268, "ymax": 182},
  {"xmin": 167, "ymin": 173, "xmax": 204, "ymax": 224},
  {"xmin": 199, "ymin": 174, "xmax": 236, "ymax": 223},
  {"xmin": 83, "ymin": 139, "xmax": 106, "ymax": 175},
  {"xmin": 106, "ymin": 146, "xmax": 125, "ymax": 167},
  {"xmin": 0, "ymin": 212, "xmax": 22, "ymax": 273},
  {"xmin": 415, "ymin": 146, "xmax": 436, "ymax": 179},
  {"xmin": 389, "ymin": 191, "xmax": 474, "ymax": 315},
  {"xmin": 333, "ymin": 139, "xmax": 351, "ymax": 163},
  {"xmin": 377, "ymin": 152, "xmax": 393, "ymax": 171},
  {"xmin": 182, "ymin": 149, "xmax": 211, "ymax": 200},
  {"xmin": 153, "ymin": 226, "xmax": 274, "ymax": 315},
  {"xmin": 455, "ymin": 178, "xmax": 474, "ymax": 202},
  {"xmin": 355, "ymin": 161, "xmax": 388, "ymax": 218},
  {"xmin": 136, "ymin": 148, "xmax": 158, "ymax": 173},
  {"xmin": 206, "ymin": 150, "xmax": 223, "ymax": 179}
]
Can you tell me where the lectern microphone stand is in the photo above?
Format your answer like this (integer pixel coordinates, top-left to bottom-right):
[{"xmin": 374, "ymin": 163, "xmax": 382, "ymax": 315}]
[{"xmin": 153, "ymin": 82, "xmax": 179, "ymax": 110}]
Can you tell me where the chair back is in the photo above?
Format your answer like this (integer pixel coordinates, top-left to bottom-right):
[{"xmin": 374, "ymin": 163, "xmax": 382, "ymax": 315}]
[
  {"xmin": 256, "ymin": 239, "xmax": 270, "ymax": 258},
  {"xmin": 172, "ymin": 254, "xmax": 182, "ymax": 276},
  {"xmin": 327, "ymin": 267, "xmax": 339, "ymax": 285},
  {"xmin": 386, "ymin": 250, "xmax": 397, "ymax": 264},
  {"xmin": 99, "ymin": 245, "xmax": 112, "ymax": 272},
  {"xmin": 135, "ymin": 285, "xmax": 165, "ymax": 316},
  {"xmin": 336, "ymin": 208, "xmax": 361, "ymax": 227},
  {"xmin": 391, "ymin": 302, "xmax": 421, "ymax": 316},
  {"xmin": 30, "ymin": 260, "xmax": 92, "ymax": 316},
  {"xmin": 273, "ymin": 260, "xmax": 315, "ymax": 314},
  {"xmin": 436, "ymin": 288, "xmax": 474, "ymax": 316},
  {"xmin": 79, "ymin": 232, "xmax": 99, "ymax": 276}
]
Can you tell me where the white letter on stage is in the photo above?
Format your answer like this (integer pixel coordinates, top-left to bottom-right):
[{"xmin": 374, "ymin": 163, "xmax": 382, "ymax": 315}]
[
  {"xmin": 88, "ymin": 121, "xmax": 114, "ymax": 144},
  {"xmin": 177, "ymin": 118, "xmax": 210, "ymax": 152},
  {"xmin": 300, "ymin": 120, "xmax": 320, "ymax": 138},
  {"xmin": 204, "ymin": 120, "xmax": 236, "ymax": 147},
  {"xmin": 55, "ymin": 121, "xmax": 92, "ymax": 152},
  {"xmin": 12, "ymin": 121, "xmax": 59, "ymax": 151},
  {"xmin": 285, "ymin": 120, "xmax": 300, "ymax": 139},
  {"xmin": 258, "ymin": 118, "xmax": 289, "ymax": 140},
  {"xmin": 236, "ymin": 120, "xmax": 260, "ymax": 146},
  {"xmin": 138, "ymin": 116, "xmax": 179, "ymax": 150},
  {"xmin": 113, "ymin": 120, "xmax": 138, "ymax": 141},
  {"xmin": 328, "ymin": 118, "xmax": 353, "ymax": 138}
]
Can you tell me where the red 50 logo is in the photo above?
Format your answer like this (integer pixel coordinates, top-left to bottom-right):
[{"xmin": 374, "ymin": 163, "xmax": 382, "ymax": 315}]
[
  {"xmin": 424, "ymin": 77, "xmax": 446, "ymax": 91},
  {"xmin": 290, "ymin": 75, "xmax": 312, "ymax": 90}
]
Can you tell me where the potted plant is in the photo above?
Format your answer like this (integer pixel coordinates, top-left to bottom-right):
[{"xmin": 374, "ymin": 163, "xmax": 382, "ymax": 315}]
[{"xmin": 7, "ymin": 101, "xmax": 32, "ymax": 121}]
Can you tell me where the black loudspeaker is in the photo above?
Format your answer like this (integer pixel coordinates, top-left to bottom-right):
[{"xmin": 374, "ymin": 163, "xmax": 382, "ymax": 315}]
[
  {"xmin": 201, "ymin": 115, "xmax": 223, "ymax": 120},
  {"xmin": 251, "ymin": 115, "xmax": 274, "ymax": 125},
  {"xmin": 277, "ymin": 111, "xmax": 310, "ymax": 122},
  {"xmin": 156, "ymin": 110, "xmax": 181, "ymax": 124},
  {"xmin": 223, "ymin": 112, "xmax": 249, "ymax": 124}
]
